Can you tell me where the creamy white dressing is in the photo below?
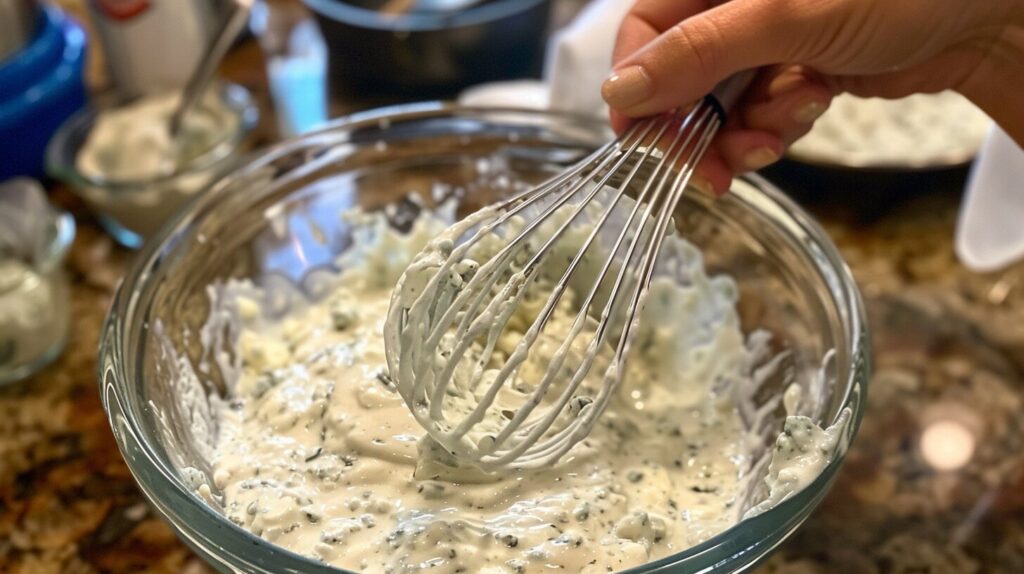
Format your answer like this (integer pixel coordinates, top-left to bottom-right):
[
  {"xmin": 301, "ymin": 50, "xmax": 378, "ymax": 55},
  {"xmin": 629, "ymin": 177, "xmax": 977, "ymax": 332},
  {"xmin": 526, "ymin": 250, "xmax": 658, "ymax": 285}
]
[
  {"xmin": 745, "ymin": 384, "xmax": 851, "ymax": 518},
  {"xmin": 78, "ymin": 91, "xmax": 238, "ymax": 182},
  {"xmin": 200, "ymin": 205, "xmax": 850, "ymax": 573},
  {"xmin": 72, "ymin": 90, "xmax": 244, "ymax": 239}
]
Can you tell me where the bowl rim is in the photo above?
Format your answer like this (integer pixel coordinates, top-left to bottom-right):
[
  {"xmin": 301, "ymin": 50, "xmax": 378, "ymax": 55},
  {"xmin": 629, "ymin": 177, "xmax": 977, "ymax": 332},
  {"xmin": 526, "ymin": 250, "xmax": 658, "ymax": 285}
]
[
  {"xmin": 101, "ymin": 102, "xmax": 870, "ymax": 573},
  {"xmin": 44, "ymin": 81, "xmax": 259, "ymax": 192},
  {"xmin": 303, "ymin": 0, "xmax": 551, "ymax": 32}
]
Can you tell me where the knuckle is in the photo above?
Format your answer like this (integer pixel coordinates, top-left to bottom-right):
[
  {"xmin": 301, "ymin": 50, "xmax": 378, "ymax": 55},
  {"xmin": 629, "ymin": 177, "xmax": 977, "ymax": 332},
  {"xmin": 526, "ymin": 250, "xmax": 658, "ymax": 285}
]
[{"xmin": 667, "ymin": 18, "xmax": 724, "ymax": 80}]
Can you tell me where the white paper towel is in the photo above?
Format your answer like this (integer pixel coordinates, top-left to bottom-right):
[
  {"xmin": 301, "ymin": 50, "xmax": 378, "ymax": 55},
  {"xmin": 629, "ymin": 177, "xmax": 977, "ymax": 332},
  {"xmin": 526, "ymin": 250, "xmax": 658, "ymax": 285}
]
[
  {"xmin": 544, "ymin": 0, "xmax": 633, "ymax": 116},
  {"xmin": 955, "ymin": 127, "xmax": 1024, "ymax": 272}
]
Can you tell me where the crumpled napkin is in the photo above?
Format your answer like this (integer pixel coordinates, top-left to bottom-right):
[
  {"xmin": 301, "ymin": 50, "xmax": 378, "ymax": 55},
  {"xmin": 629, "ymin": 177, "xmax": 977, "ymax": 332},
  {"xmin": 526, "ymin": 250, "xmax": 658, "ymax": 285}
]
[{"xmin": 955, "ymin": 127, "xmax": 1024, "ymax": 271}]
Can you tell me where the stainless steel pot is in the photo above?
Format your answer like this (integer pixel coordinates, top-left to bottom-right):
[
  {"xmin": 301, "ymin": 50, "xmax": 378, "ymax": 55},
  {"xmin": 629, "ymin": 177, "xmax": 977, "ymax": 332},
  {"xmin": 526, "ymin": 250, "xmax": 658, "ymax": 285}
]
[
  {"xmin": 0, "ymin": 0, "xmax": 39, "ymax": 61},
  {"xmin": 304, "ymin": 0, "xmax": 552, "ymax": 100}
]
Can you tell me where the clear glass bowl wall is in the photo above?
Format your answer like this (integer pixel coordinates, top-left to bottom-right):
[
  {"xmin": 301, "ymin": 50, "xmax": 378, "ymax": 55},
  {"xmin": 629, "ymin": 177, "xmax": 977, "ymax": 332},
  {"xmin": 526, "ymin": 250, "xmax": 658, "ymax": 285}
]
[{"xmin": 100, "ymin": 104, "xmax": 869, "ymax": 573}]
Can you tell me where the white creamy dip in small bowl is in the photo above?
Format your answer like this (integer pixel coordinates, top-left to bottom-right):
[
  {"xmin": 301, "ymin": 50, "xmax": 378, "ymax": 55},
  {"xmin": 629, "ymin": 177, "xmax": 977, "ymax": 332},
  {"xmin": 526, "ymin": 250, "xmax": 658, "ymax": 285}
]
[
  {"xmin": 788, "ymin": 91, "xmax": 992, "ymax": 170},
  {"xmin": 46, "ymin": 81, "xmax": 258, "ymax": 248},
  {"xmin": 100, "ymin": 104, "xmax": 869, "ymax": 574}
]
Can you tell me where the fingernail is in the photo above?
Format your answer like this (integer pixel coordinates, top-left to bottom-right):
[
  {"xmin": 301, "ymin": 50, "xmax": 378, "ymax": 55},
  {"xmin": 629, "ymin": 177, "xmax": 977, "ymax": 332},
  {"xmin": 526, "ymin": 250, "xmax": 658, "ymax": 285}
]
[
  {"xmin": 689, "ymin": 176, "xmax": 715, "ymax": 196},
  {"xmin": 767, "ymin": 72, "xmax": 806, "ymax": 97},
  {"xmin": 793, "ymin": 101, "xmax": 826, "ymax": 123},
  {"xmin": 602, "ymin": 66, "xmax": 654, "ymax": 109},
  {"xmin": 743, "ymin": 147, "xmax": 779, "ymax": 171}
]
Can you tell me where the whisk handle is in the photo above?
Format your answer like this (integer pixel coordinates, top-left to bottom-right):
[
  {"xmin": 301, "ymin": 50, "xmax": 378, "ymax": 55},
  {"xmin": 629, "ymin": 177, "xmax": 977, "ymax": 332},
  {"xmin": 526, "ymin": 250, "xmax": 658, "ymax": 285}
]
[
  {"xmin": 704, "ymin": 0, "xmax": 757, "ymax": 113},
  {"xmin": 708, "ymin": 69, "xmax": 758, "ymax": 118}
]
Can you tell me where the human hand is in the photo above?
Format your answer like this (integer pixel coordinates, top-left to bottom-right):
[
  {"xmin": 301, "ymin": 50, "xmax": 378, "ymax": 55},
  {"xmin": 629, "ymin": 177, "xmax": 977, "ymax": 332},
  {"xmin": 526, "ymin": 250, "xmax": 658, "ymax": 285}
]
[{"xmin": 602, "ymin": 0, "xmax": 1024, "ymax": 194}]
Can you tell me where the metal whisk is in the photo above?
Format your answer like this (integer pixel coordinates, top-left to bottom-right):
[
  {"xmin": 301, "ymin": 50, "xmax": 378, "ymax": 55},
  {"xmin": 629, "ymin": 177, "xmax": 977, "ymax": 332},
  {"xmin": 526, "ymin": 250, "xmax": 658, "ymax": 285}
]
[{"xmin": 385, "ymin": 74, "xmax": 754, "ymax": 471}]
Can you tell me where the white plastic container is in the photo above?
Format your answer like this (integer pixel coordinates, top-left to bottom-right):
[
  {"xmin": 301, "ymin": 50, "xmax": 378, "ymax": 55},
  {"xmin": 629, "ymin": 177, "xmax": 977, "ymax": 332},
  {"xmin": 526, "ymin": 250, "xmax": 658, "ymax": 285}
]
[{"xmin": 86, "ymin": 0, "xmax": 218, "ymax": 97}]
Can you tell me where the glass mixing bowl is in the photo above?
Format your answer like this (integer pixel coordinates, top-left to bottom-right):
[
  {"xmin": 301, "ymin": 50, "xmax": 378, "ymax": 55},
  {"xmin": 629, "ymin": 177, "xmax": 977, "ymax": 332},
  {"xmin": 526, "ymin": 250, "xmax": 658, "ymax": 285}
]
[{"xmin": 100, "ymin": 104, "xmax": 869, "ymax": 573}]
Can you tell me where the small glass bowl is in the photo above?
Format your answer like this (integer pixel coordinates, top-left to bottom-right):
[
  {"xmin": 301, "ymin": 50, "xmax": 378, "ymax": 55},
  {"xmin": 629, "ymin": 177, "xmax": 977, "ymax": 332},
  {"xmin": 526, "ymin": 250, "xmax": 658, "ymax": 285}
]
[
  {"xmin": 0, "ymin": 178, "xmax": 75, "ymax": 385},
  {"xmin": 46, "ymin": 81, "xmax": 258, "ymax": 248},
  {"xmin": 100, "ymin": 104, "xmax": 869, "ymax": 573}
]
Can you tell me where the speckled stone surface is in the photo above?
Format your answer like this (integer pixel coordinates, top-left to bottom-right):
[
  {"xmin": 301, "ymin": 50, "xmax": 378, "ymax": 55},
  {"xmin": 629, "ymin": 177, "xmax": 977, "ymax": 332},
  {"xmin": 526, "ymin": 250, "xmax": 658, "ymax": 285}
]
[
  {"xmin": 3, "ymin": 177, "xmax": 1022, "ymax": 573},
  {"xmin": 758, "ymin": 186, "xmax": 1024, "ymax": 574},
  {"xmin": 0, "ymin": 191, "xmax": 207, "ymax": 573}
]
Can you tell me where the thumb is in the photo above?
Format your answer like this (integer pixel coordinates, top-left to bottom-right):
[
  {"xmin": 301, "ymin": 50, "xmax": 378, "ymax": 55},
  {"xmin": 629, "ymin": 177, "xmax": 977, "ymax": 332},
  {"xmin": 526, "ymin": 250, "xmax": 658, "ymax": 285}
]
[{"xmin": 602, "ymin": 0, "xmax": 832, "ymax": 117}]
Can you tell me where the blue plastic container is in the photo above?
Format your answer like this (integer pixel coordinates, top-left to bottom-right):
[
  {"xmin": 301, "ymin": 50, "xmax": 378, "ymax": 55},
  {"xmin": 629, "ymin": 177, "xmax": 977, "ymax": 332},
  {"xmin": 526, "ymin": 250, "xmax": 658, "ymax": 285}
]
[{"xmin": 0, "ymin": 7, "xmax": 87, "ymax": 180}]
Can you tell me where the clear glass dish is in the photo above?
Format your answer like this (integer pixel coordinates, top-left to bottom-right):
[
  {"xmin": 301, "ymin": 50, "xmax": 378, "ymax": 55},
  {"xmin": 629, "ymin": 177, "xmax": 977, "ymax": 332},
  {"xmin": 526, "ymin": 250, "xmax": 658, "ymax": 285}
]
[
  {"xmin": 99, "ymin": 104, "xmax": 869, "ymax": 573},
  {"xmin": 0, "ymin": 177, "xmax": 75, "ymax": 385},
  {"xmin": 46, "ymin": 81, "xmax": 259, "ymax": 248}
]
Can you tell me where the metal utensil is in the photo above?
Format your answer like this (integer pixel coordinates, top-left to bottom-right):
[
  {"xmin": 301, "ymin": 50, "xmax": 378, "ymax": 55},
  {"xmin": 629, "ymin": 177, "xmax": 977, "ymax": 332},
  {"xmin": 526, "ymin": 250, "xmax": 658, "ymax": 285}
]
[
  {"xmin": 167, "ymin": 0, "xmax": 253, "ymax": 137},
  {"xmin": 385, "ymin": 72, "xmax": 755, "ymax": 471}
]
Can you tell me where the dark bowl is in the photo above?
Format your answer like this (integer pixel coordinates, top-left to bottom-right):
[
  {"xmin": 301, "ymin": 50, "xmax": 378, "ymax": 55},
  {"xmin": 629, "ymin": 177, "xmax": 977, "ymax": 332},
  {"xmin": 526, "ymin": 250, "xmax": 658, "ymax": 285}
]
[
  {"xmin": 761, "ymin": 159, "xmax": 971, "ymax": 224},
  {"xmin": 304, "ymin": 0, "xmax": 552, "ymax": 101}
]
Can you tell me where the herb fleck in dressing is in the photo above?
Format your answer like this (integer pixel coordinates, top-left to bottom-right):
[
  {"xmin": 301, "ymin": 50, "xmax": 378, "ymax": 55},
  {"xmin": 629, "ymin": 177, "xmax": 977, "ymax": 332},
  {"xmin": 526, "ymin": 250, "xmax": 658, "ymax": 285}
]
[{"xmin": 207, "ymin": 210, "xmax": 847, "ymax": 573}]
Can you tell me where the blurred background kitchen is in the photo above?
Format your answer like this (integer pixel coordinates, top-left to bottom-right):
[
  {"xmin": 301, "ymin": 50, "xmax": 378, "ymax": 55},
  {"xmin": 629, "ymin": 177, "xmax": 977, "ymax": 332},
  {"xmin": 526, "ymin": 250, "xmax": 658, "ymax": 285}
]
[{"xmin": 1, "ymin": 0, "xmax": 1022, "ymax": 572}]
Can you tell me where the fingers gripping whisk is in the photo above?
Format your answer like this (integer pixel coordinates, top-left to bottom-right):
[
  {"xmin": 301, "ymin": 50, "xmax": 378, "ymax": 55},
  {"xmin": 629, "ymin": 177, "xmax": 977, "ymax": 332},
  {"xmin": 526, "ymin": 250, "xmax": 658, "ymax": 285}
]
[{"xmin": 385, "ymin": 100, "xmax": 724, "ymax": 471}]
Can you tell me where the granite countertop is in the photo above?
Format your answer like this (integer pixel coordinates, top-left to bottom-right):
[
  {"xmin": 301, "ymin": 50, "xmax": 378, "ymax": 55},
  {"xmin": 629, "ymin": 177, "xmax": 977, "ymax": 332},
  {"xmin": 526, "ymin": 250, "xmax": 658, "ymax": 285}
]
[
  {"xmin": 3, "ymin": 33, "xmax": 1024, "ymax": 574},
  {"xmin": 5, "ymin": 172, "xmax": 1023, "ymax": 574}
]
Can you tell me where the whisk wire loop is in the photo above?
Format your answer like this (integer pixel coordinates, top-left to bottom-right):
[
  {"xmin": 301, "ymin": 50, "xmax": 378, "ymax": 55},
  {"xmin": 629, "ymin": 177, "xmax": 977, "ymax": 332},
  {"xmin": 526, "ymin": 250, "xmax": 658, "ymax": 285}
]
[
  {"xmin": 479, "ymin": 107, "xmax": 719, "ymax": 465},
  {"xmin": 412, "ymin": 119, "xmax": 663, "ymax": 426},
  {"xmin": 497, "ymin": 108, "xmax": 721, "ymax": 467},
  {"xmin": 387, "ymin": 99, "xmax": 727, "ymax": 470},
  {"xmin": 442, "ymin": 117, "xmax": 682, "ymax": 443}
]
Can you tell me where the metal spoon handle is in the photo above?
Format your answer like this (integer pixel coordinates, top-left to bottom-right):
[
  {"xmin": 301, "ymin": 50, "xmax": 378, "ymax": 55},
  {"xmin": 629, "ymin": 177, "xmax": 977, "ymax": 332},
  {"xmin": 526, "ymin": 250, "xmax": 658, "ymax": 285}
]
[{"xmin": 168, "ymin": 0, "xmax": 253, "ymax": 136}]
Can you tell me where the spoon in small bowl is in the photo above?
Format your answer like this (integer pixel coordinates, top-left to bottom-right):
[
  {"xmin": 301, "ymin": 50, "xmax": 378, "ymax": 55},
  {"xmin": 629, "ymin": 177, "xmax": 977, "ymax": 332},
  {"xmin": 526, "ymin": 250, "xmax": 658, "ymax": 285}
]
[{"xmin": 167, "ymin": 0, "xmax": 254, "ymax": 138}]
